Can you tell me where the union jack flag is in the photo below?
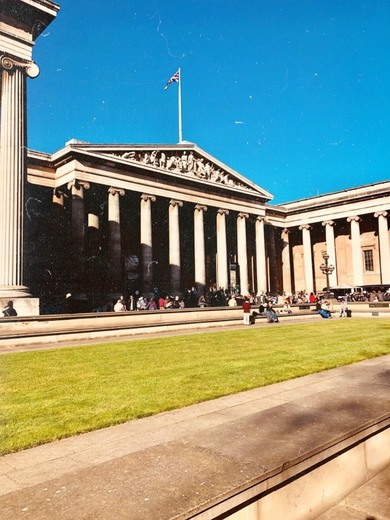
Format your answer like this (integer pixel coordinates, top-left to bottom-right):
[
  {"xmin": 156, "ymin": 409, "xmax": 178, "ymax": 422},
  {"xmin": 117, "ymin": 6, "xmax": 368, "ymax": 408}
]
[{"xmin": 164, "ymin": 69, "xmax": 180, "ymax": 90}]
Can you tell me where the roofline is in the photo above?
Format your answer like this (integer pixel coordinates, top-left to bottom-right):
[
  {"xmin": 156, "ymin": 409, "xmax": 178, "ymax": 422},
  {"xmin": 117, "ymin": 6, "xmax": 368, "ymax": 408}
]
[{"xmin": 272, "ymin": 180, "xmax": 390, "ymax": 209}]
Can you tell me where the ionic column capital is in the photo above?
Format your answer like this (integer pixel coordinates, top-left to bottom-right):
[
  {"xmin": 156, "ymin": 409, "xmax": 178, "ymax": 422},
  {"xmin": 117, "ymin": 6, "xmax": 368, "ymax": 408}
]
[
  {"xmin": 238, "ymin": 212, "xmax": 249, "ymax": 220},
  {"xmin": 53, "ymin": 188, "xmax": 68, "ymax": 204},
  {"xmin": 140, "ymin": 193, "xmax": 156, "ymax": 203},
  {"xmin": 68, "ymin": 180, "xmax": 90, "ymax": 191},
  {"xmin": 108, "ymin": 187, "xmax": 125, "ymax": 197},
  {"xmin": 256, "ymin": 216, "xmax": 266, "ymax": 223},
  {"xmin": 282, "ymin": 227, "xmax": 290, "ymax": 235},
  {"xmin": 54, "ymin": 187, "xmax": 68, "ymax": 198},
  {"xmin": 217, "ymin": 208, "xmax": 229, "ymax": 216},
  {"xmin": 0, "ymin": 55, "xmax": 40, "ymax": 78},
  {"xmin": 374, "ymin": 211, "xmax": 388, "ymax": 218},
  {"xmin": 169, "ymin": 199, "xmax": 183, "ymax": 208},
  {"xmin": 347, "ymin": 216, "xmax": 361, "ymax": 223},
  {"xmin": 195, "ymin": 204, "xmax": 207, "ymax": 213},
  {"xmin": 322, "ymin": 220, "xmax": 336, "ymax": 227},
  {"xmin": 299, "ymin": 224, "xmax": 312, "ymax": 231}
]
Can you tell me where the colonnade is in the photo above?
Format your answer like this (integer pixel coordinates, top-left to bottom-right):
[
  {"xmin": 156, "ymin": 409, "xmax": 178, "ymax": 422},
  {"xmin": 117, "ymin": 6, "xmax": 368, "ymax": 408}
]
[
  {"xmin": 282, "ymin": 212, "xmax": 390, "ymax": 293},
  {"xmin": 57, "ymin": 182, "xmax": 269, "ymax": 297},
  {"xmin": 49, "ymin": 180, "xmax": 390, "ymax": 299}
]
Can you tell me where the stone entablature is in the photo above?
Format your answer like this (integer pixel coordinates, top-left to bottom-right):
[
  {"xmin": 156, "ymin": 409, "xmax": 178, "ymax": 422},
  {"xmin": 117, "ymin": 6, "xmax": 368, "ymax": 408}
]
[
  {"xmin": 265, "ymin": 181, "xmax": 390, "ymax": 228},
  {"xmin": 27, "ymin": 163, "xmax": 268, "ymax": 219},
  {"xmin": 27, "ymin": 143, "xmax": 273, "ymax": 218},
  {"xmin": 0, "ymin": 0, "xmax": 60, "ymax": 61}
]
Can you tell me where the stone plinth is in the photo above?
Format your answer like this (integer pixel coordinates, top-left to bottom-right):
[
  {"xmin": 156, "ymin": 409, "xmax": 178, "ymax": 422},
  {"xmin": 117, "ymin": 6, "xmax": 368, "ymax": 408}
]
[{"xmin": 0, "ymin": 297, "xmax": 39, "ymax": 317}]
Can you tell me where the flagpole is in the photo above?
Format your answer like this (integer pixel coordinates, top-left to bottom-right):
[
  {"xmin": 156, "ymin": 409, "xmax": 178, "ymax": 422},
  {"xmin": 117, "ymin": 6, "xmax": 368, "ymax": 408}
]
[{"xmin": 178, "ymin": 68, "xmax": 182, "ymax": 143}]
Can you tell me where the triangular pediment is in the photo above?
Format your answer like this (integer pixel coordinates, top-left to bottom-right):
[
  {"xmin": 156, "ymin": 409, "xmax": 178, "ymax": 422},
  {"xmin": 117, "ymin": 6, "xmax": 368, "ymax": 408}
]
[{"xmin": 67, "ymin": 142, "xmax": 273, "ymax": 201}]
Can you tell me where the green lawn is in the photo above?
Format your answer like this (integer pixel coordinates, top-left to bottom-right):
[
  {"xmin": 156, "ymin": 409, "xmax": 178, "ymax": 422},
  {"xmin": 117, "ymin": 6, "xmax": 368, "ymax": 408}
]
[{"xmin": 1, "ymin": 318, "xmax": 389, "ymax": 455}]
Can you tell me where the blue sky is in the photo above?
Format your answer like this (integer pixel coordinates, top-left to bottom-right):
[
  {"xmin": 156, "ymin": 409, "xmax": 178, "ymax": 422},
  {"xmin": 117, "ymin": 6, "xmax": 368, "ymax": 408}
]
[{"xmin": 28, "ymin": 0, "xmax": 390, "ymax": 204}]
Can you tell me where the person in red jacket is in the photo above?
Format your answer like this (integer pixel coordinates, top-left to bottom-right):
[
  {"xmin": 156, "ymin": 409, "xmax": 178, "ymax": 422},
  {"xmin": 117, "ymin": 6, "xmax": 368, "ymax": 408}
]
[{"xmin": 242, "ymin": 297, "xmax": 251, "ymax": 325}]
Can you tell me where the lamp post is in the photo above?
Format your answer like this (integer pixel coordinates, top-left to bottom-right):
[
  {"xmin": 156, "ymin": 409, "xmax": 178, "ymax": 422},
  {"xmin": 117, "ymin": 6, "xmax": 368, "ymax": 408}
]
[{"xmin": 320, "ymin": 251, "xmax": 335, "ymax": 298}]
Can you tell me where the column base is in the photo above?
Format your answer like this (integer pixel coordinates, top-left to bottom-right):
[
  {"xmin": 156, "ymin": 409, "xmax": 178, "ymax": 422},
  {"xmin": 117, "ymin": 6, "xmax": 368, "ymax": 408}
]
[{"xmin": 0, "ymin": 286, "xmax": 32, "ymax": 298}]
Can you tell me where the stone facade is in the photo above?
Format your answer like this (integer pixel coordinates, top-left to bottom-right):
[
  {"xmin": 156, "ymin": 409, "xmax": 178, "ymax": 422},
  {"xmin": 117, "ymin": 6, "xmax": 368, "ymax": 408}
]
[
  {"xmin": 266, "ymin": 184, "xmax": 390, "ymax": 294},
  {"xmin": 23, "ymin": 142, "xmax": 390, "ymax": 312}
]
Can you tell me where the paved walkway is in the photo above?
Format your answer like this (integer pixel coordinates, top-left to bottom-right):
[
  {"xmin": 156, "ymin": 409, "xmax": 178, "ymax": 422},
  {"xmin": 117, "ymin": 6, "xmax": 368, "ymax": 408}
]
[{"xmin": 0, "ymin": 354, "xmax": 389, "ymax": 519}]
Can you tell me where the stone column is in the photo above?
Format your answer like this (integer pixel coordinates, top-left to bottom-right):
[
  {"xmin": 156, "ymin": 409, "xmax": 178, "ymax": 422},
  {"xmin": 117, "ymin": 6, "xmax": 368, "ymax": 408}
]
[
  {"xmin": 281, "ymin": 228, "xmax": 292, "ymax": 295},
  {"xmin": 0, "ymin": 56, "xmax": 39, "ymax": 298},
  {"xmin": 140, "ymin": 194, "xmax": 156, "ymax": 295},
  {"xmin": 322, "ymin": 220, "xmax": 338, "ymax": 287},
  {"xmin": 52, "ymin": 188, "xmax": 66, "ymax": 233},
  {"xmin": 374, "ymin": 211, "xmax": 390, "ymax": 284},
  {"xmin": 0, "ymin": 1, "xmax": 58, "ymax": 314},
  {"xmin": 52, "ymin": 188, "xmax": 65, "ymax": 206},
  {"xmin": 87, "ymin": 213, "xmax": 100, "ymax": 257},
  {"xmin": 108, "ymin": 187, "xmax": 125, "ymax": 295},
  {"xmin": 169, "ymin": 200, "xmax": 183, "ymax": 295},
  {"xmin": 267, "ymin": 225, "xmax": 280, "ymax": 292},
  {"xmin": 299, "ymin": 224, "xmax": 314, "ymax": 293},
  {"xmin": 347, "ymin": 216, "xmax": 363, "ymax": 287},
  {"xmin": 216, "ymin": 209, "xmax": 229, "ymax": 291},
  {"xmin": 237, "ymin": 213, "xmax": 249, "ymax": 295},
  {"xmin": 194, "ymin": 204, "xmax": 207, "ymax": 294},
  {"xmin": 68, "ymin": 180, "xmax": 90, "ymax": 273},
  {"xmin": 255, "ymin": 217, "xmax": 267, "ymax": 294},
  {"xmin": 52, "ymin": 188, "xmax": 67, "ymax": 275}
]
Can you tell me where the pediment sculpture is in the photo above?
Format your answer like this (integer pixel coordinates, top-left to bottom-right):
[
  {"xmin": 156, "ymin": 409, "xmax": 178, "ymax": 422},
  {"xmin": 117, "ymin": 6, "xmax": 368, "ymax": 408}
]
[{"xmin": 110, "ymin": 149, "xmax": 253, "ymax": 191}]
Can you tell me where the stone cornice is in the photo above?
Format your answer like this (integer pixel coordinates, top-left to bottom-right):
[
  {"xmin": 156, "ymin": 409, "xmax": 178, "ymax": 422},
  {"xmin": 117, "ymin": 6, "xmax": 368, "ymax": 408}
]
[
  {"xmin": 0, "ymin": 0, "xmax": 60, "ymax": 39},
  {"xmin": 273, "ymin": 181, "xmax": 390, "ymax": 212}
]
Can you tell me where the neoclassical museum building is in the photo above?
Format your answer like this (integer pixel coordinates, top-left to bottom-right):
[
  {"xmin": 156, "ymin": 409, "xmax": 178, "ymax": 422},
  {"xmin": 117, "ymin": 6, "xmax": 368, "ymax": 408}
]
[
  {"xmin": 1, "ymin": 0, "xmax": 390, "ymax": 314},
  {"xmin": 25, "ymin": 142, "xmax": 390, "ymax": 310}
]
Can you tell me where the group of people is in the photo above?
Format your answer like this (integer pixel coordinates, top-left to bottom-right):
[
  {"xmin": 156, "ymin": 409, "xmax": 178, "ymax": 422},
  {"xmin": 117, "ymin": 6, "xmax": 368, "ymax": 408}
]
[
  {"xmin": 241, "ymin": 297, "xmax": 280, "ymax": 325},
  {"xmin": 56, "ymin": 286, "xmax": 390, "ymax": 316},
  {"xmin": 345, "ymin": 289, "xmax": 390, "ymax": 302},
  {"xmin": 113, "ymin": 294, "xmax": 186, "ymax": 312}
]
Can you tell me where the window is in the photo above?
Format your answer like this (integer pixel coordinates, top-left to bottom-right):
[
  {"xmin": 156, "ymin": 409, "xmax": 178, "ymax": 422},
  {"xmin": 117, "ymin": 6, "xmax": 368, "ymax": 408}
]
[{"xmin": 363, "ymin": 249, "xmax": 374, "ymax": 271}]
